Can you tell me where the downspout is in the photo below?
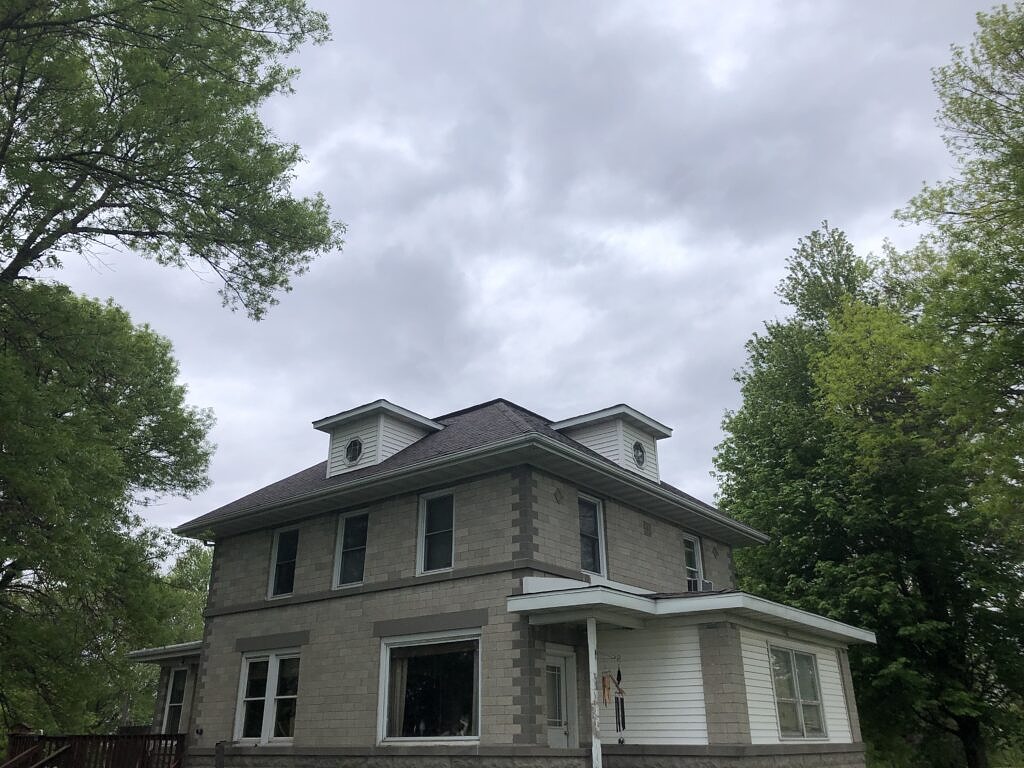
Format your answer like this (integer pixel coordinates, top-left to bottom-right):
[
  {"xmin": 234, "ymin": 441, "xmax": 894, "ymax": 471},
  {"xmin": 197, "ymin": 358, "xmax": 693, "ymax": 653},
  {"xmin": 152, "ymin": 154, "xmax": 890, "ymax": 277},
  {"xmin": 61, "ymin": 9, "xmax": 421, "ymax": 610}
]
[{"xmin": 586, "ymin": 617, "xmax": 602, "ymax": 768}]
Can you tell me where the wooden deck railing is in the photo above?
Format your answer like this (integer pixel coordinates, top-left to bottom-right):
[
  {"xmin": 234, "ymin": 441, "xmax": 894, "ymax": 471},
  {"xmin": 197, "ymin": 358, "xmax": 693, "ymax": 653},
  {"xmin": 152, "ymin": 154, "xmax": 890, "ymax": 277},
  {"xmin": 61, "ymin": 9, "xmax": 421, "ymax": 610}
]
[{"xmin": 4, "ymin": 734, "xmax": 184, "ymax": 768}]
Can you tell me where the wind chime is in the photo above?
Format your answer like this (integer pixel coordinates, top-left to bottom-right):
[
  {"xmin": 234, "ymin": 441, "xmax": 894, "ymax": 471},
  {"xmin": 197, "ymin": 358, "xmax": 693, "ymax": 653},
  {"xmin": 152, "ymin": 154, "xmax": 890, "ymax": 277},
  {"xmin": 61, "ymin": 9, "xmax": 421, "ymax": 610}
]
[{"xmin": 600, "ymin": 660, "xmax": 626, "ymax": 744}]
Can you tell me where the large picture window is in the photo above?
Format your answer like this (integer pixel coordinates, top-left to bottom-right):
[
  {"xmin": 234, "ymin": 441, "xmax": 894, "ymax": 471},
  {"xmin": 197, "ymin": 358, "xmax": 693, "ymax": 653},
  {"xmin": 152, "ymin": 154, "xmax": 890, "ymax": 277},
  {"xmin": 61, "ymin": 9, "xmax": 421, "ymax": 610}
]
[
  {"xmin": 381, "ymin": 633, "xmax": 480, "ymax": 740},
  {"xmin": 269, "ymin": 528, "xmax": 299, "ymax": 597},
  {"xmin": 334, "ymin": 511, "xmax": 369, "ymax": 586},
  {"xmin": 418, "ymin": 493, "xmax": 454, "ymax": 574},
  {"xmin": 236, "ymin": 651, "xmax": 301, "ymax": 742},
  {"xmin": 769, "ymin": 645, "xmax": 826, "ymax": 738},
  {"xmin": 578, "ymin": 496, "xmax": 605, "ymax": 575}
]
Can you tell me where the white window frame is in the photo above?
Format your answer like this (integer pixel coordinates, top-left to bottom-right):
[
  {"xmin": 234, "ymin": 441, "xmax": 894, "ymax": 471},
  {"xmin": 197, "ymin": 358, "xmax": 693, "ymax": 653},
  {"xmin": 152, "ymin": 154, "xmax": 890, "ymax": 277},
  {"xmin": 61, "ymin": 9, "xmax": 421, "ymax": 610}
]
[
  {"xmin": 233, "ymin": 648, "xmax": 301, "ymax": 744},
  {"xmin": 682, "ymin": 534, "xmax": 703, "ymax": 590},
  {"xmin": 577, "ymin": 494, "xmax": 606, "ymax": 577},
  {"xmin": 377, "ymin": 628, "xmax": 482, "ymax": 745},
  {"xmin": 267, "ymin": 526, "xmax": 300, "ymax": 599},
  {"xmin": 767, "ymin": 643, "xmax": 828, "ymax": 740},
  {"xmin": 416, "ymin": 490, "xmax": 455, "ymax": 575},
  {"xmin": 333, "ymin": 509, "xmax": 370, "ymax": 588},
  {"xmin": 161, "ymin": 667, "xmax": 188, "ymax": 733}
]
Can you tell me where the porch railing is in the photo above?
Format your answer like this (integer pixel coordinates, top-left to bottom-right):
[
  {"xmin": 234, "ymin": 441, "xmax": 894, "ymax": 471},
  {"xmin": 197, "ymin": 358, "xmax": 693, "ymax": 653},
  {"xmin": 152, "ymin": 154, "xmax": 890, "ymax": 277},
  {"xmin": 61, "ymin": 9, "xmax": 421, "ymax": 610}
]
[{"xmin": 4, "ymin": 734, "xmax": 184, "ymax": 768}]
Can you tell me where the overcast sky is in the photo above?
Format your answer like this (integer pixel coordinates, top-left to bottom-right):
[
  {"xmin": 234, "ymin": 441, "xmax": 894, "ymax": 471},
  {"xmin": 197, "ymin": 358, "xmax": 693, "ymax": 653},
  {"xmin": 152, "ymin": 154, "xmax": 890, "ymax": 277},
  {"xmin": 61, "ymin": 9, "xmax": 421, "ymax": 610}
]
[{"xmin": 57, "ymin": 0, "xmax": 989, "ymax": 531}]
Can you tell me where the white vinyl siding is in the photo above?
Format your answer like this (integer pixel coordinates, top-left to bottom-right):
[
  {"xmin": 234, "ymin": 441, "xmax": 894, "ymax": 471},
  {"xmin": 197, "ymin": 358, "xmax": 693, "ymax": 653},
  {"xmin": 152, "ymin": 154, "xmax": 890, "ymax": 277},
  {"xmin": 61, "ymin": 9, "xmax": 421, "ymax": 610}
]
[
  {"xmin": 379, "ymin": 415, "xmax": 427, "ymax": 459},
  {"xmin": 596, "ymin": 621, "xmax": 707, "ymax": 744},
  {"xmin": 327, "ymin": 417, "xmax": 379, "ymax": 477},
  {"xmin": 740, "ymin": 628, "xmax": 852, "ymax": 744},
  {"xmin": 621, "ymin": 423, "xmax": 659, "ymax": 481},
  {"xmin": 562, "ymin": 422, "xmax": 622, "ymax": 464}
]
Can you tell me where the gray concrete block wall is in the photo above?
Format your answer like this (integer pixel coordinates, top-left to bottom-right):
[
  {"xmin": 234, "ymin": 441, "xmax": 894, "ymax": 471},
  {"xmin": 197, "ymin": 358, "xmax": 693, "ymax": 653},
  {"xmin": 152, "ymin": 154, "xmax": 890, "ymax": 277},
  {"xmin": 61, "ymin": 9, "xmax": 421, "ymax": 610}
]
[
  {"xmin": 532, "ymin": 470, "xmax": 735, "ymax": 592},
  {"xmin": 699, "ymin": 623, "xmax": 751, "ymax": 745},
  {"xmin": 191, "ymin": 572, "xmax": 528, "ymax": 751},
  {"xmin": 206, "ymin": 472, "xmax": 518, "ymax": 612}
]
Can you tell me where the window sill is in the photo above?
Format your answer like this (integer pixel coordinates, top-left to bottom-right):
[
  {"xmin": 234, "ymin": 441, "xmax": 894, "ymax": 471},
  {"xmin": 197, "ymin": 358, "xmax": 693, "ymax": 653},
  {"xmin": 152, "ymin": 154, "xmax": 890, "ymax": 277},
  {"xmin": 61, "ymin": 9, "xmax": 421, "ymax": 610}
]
[
  {"xmin": 332, "ymin": 581, "xmax": 363, "ymax": 590},
  {"xmin": 416, "ymin": 567, "xmax": 454, "ymax": 577},
  {"xmin": 266, "ymin": 593, "xmax": 294, "ymax": 601},
  {"xmin": 379, "ymin": 738, "xmax": 480, "ymax": 746}
]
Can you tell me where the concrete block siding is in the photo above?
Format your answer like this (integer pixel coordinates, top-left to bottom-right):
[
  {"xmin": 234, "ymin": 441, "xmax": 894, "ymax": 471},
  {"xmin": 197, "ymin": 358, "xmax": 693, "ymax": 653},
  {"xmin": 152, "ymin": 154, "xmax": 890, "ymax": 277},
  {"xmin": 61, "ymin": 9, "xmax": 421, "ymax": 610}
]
[
  {"xmin": 531, "ymin": 470, "xmax": 734, "ymax": 593},
  {"xmin": 193, "ymin": 572, "xmax": 527, "ymax": 751}
]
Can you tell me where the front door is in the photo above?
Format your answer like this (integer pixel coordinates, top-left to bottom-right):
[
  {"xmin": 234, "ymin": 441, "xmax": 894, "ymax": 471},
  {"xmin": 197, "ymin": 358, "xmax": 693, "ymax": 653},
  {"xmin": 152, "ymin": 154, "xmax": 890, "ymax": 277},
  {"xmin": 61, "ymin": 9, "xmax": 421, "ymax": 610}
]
[{"xmin": 545, "ymin": 649, "xmax": 576, "ymax": 748}]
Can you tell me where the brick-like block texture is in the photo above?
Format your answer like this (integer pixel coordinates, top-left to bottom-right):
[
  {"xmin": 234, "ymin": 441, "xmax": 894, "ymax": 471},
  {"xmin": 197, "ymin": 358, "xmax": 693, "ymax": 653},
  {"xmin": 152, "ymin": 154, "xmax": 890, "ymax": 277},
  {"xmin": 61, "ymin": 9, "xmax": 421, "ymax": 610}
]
[
  {"xmin": 532, "ymin": 470, "xmax": 735, "ymax": 592},
  {"xmin": 699, "ymin": 622, "xmax": 751, "ymax": 745}
]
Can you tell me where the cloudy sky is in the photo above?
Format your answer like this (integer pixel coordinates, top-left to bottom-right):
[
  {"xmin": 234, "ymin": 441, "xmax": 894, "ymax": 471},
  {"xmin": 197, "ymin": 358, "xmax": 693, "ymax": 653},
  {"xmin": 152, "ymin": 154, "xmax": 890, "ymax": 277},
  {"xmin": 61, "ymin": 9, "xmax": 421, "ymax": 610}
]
[{"xmin": 58, "ymin": 0, "xmax": 989, "ymax": 531}]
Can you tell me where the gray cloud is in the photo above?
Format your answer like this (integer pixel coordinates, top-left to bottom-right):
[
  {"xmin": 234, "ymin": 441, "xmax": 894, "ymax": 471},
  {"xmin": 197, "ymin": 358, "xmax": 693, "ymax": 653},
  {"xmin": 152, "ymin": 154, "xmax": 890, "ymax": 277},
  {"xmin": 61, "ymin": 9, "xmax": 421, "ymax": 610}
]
[{"xmin": 56, "ymin": 0, "xmax": 988, "ymax": 529}]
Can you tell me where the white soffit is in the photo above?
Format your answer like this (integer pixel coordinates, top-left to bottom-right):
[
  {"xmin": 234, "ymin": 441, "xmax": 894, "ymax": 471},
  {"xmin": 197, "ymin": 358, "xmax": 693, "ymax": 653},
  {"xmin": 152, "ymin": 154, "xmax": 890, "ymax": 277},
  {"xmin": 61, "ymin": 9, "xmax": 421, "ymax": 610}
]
[
  {"xmin": 506, "ymin": 587, "xmax": 876, "ymax": 645},
  {"xmin": 312, "ymin": 399, "xmax": 443, "ymax": 433},
  {"xmin": 551, "ymin": 404, "xmax": 672, "ymax": 440}
]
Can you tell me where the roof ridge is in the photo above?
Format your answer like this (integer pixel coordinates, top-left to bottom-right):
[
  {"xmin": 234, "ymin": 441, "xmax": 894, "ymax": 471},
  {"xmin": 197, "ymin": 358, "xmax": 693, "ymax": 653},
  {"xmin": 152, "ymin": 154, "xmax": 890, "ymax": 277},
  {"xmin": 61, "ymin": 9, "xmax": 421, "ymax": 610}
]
[
  {"xmin": 494, "ymin": 400, "xmax": 537, "ymax": 434},
  {"xmin": 434, "ymin": 397, "xmax": 552, "ymax": 424}
]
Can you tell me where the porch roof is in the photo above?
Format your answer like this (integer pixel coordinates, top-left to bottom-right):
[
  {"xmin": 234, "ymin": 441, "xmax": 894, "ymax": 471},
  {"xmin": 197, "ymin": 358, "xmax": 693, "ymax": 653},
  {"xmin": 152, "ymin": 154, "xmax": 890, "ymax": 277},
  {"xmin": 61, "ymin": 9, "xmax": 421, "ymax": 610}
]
[
  {"xmin": 127, "ymin": 640, "xmax": 202, "ymax": 664},
  {"xmin": 506, "ymin": 585, "xmax": 876, "ymax": 645}
]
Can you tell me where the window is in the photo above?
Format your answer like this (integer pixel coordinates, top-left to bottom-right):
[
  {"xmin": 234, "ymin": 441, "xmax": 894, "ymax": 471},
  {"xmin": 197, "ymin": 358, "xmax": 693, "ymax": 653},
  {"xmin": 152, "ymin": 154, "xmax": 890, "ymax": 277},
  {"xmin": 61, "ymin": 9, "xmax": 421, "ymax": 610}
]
[
  {"xmin": 269, "ymin": 528, "xmax": 299, "ymax": 597},
  {"xmin": 578, "ymin": 496, "xmax": 605, "ymax": 575},
  {"xmin": 162, "ymin": 668, "xmax": 187, "ymax": 733},
  {"xmin": 334, "ymin": 511, "xmax": 369, "ymax": 586},
  {"xmin": 683, "ymin": 535, "xmax": 703, "ymax": 591},
  {"xmin": 418, "ymin": 493, "xmax": 454, "ymax": 574},
  {"xmin": 236, "ymin": 651, "xmax": 300, "ymax": 742},
  {"xmin": 769, "ymin": 646, "xmax": 826, "ymax": 738},
  {"xmin": 380, "ymin": 632, "xmax": 480, "ymax": 740}
]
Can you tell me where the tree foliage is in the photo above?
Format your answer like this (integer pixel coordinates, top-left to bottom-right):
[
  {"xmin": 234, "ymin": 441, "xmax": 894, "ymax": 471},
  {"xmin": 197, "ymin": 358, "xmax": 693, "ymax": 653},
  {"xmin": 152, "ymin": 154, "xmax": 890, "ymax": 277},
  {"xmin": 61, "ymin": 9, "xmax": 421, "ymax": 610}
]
[
  {"xmin": 0, "ymin": 282, "xmax": 213, "ymax": 733},
  {"xmin": 715, "ymin": 224, "xmax": 1024, "ymax": 768},
  {"xmin": 0, "ymin": 0, "xmax": 344, "ymax": 318}
]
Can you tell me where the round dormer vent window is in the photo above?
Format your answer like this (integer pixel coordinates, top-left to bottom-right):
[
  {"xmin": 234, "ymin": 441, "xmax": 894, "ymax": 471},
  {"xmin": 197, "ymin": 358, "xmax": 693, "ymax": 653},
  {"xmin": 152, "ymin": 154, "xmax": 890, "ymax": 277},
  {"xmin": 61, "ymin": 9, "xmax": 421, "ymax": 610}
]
[
  {"xmin": 632, "ymin": 440, "xmax": 646, "ymax": 468},
  {"xmin": 345, "ymin": 438, "xmax": 363, "ymax": 464}
]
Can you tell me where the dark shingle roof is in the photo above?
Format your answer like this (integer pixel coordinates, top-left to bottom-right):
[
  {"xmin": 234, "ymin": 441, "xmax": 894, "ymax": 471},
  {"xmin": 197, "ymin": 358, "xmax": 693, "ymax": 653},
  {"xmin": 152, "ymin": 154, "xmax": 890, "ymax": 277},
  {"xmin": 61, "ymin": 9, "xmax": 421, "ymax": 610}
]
[{"xmin": 177, "ymin": 398, "xmax": 725, "ymax": 534}]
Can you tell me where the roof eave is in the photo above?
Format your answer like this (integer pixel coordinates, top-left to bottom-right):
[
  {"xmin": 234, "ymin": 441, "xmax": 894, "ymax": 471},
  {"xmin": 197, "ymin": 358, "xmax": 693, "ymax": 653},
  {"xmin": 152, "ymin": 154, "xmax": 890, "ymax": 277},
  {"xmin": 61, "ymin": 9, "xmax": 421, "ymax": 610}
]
[
  {"xmin": 312, "ymin": 399, "xmax": 443, "ymax": 433},
  {"xmin": 174, "ymin": 434, "xmax": 766, "ymax": 547}
]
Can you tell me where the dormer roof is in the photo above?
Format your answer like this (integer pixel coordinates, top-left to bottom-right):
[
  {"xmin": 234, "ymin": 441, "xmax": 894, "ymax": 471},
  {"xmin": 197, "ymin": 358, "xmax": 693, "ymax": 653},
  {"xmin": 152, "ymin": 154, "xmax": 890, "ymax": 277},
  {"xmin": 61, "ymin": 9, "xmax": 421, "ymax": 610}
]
[
  {"xmin": 551, "ymin": 404, "xmax": 672, "ymax": 439},
  {"xmin": 312, "ymin": 399, "xmax": 443, "ymax": 433}
]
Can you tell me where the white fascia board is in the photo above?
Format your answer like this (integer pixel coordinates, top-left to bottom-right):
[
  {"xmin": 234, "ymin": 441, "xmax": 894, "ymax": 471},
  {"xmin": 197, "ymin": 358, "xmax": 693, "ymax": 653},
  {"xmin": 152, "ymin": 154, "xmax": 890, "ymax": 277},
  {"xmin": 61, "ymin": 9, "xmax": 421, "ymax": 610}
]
[
  {"xmin": 312, "ymin": 399, "xmax": 443, "ymax": 433},
  {"xmin": 506, "ymin": 588, "xmax": 876, "ymax": 645},
  {"xmin": 551, "ymin": 405, "xmax": 673, "ymax": 439}
]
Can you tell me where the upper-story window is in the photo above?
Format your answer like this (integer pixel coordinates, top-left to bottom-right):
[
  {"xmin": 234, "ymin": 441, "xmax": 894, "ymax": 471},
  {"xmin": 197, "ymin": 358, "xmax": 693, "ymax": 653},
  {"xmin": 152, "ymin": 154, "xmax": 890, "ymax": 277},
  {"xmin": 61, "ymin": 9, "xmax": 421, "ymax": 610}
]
[
  {"xmin": 235, "ymin": 649, "xmax": 301, "ymax": 743},
  {"xmin": 418, "ymin": 492, "xmax": 454, "ymax": 574},
  {"xmin": 578, "ymin": 496, "xmax": 605, "ymax": 576},
  {"xmin": 269, "ymin": 528, "xmax": 299, "ymax": 597},
  {"xmin": 769, "ymin": 645, "xmax": 826, "ymax": 738},
  {"xmin": 334, "ymin": 511, "xmax": 369, "ymax": 587},
  {"xmin": 683, "ymin": 535, "xmax": 703, "ymax": 591}
]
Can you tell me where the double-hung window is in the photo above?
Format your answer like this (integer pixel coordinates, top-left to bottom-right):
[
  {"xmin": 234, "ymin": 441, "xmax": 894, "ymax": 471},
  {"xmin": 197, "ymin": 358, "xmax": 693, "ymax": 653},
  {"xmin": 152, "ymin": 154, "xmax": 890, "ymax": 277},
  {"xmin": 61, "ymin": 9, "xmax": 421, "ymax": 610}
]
[
  {"xmin": 380, "ymin": 631, "xmax": 480, "ymax": 740},
  {"xmin": 269, "ymin": 527, "xmax": 299, "ymax": 597},
  {"xmin": 236, "ymin": 651, "xmax": 301, "ymax": 742},
  {"xmin": 334, "ymin": 511, "xmax": 369, "ymax": 586},
  {"xmin": 683, "ymin": 535, "xmax": 703, "ymax": 591},
  {"xmin": 769, "ymin": 645, "xmax": 826, "ymax": 738},
  {"xmin": 418, "ymin": 493, "xmax": 454, "ymax": 574},
  {"xmin": 162, "ymin": 668, "xmax": 188, "ymax": 733},
  {"xmin": 578, "ymin": 496, "xmax": 605, "ymax": 575}
]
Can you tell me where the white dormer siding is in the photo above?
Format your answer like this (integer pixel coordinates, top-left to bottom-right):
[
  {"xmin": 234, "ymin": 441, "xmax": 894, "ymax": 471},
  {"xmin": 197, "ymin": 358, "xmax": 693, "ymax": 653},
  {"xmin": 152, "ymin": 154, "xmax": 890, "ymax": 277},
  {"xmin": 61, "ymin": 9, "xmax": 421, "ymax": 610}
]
[
  {"xmin": 314, "ymin": 400, "xmax": 443, "ymax": 479},
  {"xmin": 552, "ymin": 404, "xmax": 671, "ymax": 482}
]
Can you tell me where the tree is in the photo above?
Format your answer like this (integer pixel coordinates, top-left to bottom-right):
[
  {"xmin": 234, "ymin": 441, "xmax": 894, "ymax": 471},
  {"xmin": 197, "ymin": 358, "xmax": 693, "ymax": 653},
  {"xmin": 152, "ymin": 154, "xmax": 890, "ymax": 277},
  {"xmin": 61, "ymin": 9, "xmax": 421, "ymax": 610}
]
[
  {"xmin": 715, "ymin": 225, "xmax": 1024, "ymax": 768},
  {"xmin": 0, "ymin": 0, "xmax": 344, "ymax": 319},
  {"xmin": 0, "ymin": 281, "xmax": 213, "ymax": 732}
]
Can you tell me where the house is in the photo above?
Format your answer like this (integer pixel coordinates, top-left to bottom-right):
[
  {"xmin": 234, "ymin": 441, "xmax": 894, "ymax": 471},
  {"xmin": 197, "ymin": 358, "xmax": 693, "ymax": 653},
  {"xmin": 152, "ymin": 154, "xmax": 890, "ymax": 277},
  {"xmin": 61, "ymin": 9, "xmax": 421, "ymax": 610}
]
[{"xmin": 132, "ymin": 398, "xmax": 874, "ymax": 768}]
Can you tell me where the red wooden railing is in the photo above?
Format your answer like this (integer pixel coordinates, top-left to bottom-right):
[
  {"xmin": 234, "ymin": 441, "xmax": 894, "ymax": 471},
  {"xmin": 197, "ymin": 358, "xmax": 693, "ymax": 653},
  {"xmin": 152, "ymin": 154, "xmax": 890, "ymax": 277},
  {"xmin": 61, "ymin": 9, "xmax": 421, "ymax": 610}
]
[{"xmin": 4, "ymin": 734, "xmax": 183, "ymax": 768}]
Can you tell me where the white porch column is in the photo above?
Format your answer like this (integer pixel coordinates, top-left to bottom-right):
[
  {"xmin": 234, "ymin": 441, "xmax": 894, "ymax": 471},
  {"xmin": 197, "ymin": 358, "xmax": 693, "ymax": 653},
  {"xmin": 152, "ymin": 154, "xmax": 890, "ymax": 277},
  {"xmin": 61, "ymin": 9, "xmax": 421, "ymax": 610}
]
[{"xmin": 586, "ymin": 616, "xmax": 602, "ymax": 768}]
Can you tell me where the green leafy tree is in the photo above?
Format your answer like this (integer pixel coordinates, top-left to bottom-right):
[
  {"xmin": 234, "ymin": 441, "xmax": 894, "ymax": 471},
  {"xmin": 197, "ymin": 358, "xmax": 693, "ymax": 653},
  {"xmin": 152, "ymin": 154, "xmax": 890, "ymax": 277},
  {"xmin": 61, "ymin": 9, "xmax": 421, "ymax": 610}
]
[
  {"xmin": 0, "ymin": 282, "xmax": 213, "ymax": 733},
  {"xmin": 715, "ymin": 225, "xmax": 1024, "ymax": 768},
  {"xmin": 0, "ymin": 0, "xmax": 344, "ymax": 318}
]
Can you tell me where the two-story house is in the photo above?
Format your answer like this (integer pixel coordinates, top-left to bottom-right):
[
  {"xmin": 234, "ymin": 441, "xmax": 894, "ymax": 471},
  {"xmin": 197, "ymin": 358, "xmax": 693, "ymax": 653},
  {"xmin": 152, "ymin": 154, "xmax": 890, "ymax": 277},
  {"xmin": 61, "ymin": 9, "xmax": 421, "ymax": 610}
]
[{"xmin": 132, "ymin": 398, "xmax": 874, "ymax": 768}]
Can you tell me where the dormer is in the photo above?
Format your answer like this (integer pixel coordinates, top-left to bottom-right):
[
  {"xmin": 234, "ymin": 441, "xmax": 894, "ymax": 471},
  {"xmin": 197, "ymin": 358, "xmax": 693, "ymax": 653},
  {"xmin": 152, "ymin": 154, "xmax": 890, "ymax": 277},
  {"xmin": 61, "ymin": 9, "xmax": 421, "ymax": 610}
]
[
  {"xmin": 313, "ymin": 400, "xmax": 443, "ymax": 478},
  {"xmin": 551, "ymin": 404, "xmax": 671, "ymax": 482}
]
